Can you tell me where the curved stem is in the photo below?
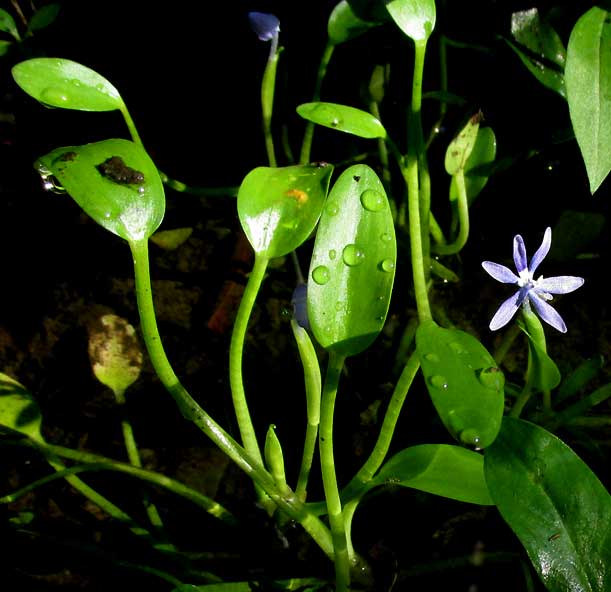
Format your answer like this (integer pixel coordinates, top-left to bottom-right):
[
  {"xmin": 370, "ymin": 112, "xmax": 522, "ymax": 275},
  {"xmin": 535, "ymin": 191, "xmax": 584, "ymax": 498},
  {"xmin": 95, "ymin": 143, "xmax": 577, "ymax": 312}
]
[
  {"xmin": 300, "ymin": 42, "xmax": 335, "ymax": 164},
  {"xmin": 433, "ymin": 169, "xmax": 469, "ymax": 255},
  {"xmin": 320, "ymin": 351, "xmax": 350, "ymax": 592},
  {"xmin": 343, "ymin": 353, "xmax": 420, "ymax": 502},
  {"xmin": 128, "ymin": 239, "xmax": 334, "ymax": 556},
  {"xmin": 119, "ymin": 103, "xmax": 144, "ymax": 148},
  {"xmin": 261, "ymin": 50, "xmax": 279, "ymax": 167},
  {"xmin": 229, "ymin": 254, "xmax": 268, "ymax": 467}
]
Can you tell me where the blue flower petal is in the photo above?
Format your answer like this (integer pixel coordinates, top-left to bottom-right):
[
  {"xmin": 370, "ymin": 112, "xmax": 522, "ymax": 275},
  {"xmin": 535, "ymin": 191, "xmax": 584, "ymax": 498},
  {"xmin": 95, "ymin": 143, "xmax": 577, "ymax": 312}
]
[
  {"xmin": 248, "ymin": 11, "xmax": 280, "ymax": 41},
  {"xmin": 529, "ymin": 227, "xmax": 551, "ymax": 274},
  {"xmin": 513, "ymin": 234, "xmax": 528, "ymax": 273},
  {"xmin": 489, "ymin": 288, "xmax": 528, "ymax": 331},
  {"xmin": 528, "ymin": 292, "xmax": 567, "ymax": 333},
  {"xmin": 482, "ymin": 261, "xmax": 519, "ymax": 284},
  {"xmin": 537, "ymin": 275, "xmax": 584, "ymax": 294}
]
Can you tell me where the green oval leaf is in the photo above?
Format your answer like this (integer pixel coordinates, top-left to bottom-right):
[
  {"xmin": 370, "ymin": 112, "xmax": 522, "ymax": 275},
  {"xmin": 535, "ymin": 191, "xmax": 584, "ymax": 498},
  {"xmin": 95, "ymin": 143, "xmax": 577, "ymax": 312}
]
[
  {"xmin": 0, "ymin": 8, "xmax": 20, "ymax": 40},
  {"xmin": 485, "ymin": 417, "xmax": 611, "ymax": 592},
  {"xmin": 12, "ymin": 57, "xmax": 123, "ymax": 111},
  {"xmin": 565, "ymin": 7, "xmax": 611, "ymax": 194},
  {"xmin": 384, "ymin": 0, "xmax": 436, "ymax": 42},
  {"xmin": 445, "ymin": 112, "xmax": 483, "ymax": 176},
  {"xmin": 307, "ymin": 165, "xmax": 396, "ymax": 357},
  {"xmin": 27, "ymin": 3, "xmax": 61, "ymax": 34},
  {"xmin": 328, "ymin": 0, "xmax": 380, "ymax": 45},
  {"xmin": 372, "ymin": 444, "xmax": 493, "ymax": 505},
  {"xmin": 36, "ymin": 139, "xmax": 165, "ymax": 242},
  {"xmin": 449, "ymin": 126, "xmax": 496, "ymax": 203},
  {"xmin": 237, "ymin": 164, "xmax": 334, "ymax": 258},
  {"xmin": 416, "ymin": 320, "xmax": 505, "ymax": 448},
  {"xmin": 296, "ymin": 102, "xmax": 386, "ymax": 139},
  {"xmin": 507, "ymin": 8, "xmax": 567, "ymax": 98},
  {"xmin": 0, "ymin": 373, "xmax": 44, "ymax": 442}
]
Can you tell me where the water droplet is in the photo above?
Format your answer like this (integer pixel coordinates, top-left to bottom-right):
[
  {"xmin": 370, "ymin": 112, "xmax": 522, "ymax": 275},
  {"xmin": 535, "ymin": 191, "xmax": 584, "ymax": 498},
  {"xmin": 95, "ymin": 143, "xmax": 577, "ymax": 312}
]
[
  {"xmin": 380, "ymin": 258, "xmax": 395, "ymax": 272},
  {"xmin": 69, "ymin": 78, "xmax": 81, "ymax": 87},
  {"xmin": 328, "ymin": 249, "xmax": 337, "ymax": 260},
  {"xmin": 104, "ymin": 211, "xmax": 112, "ymax": 219},
  {"xmin": 429, "ymin": 375, "xmax": 448, "ymax": 389},
  {"xmin": 380, "ymin": 232, "xmax": 392, "ymax": 243},
  {"xmin": 360, "ymin": 189, "xmax": 386, "ymax": 212},
  {"xmin": 137, "ymin": 186, "xmax": 145, "ymax": 194},
  {"xmin": 477, "ymin": 367, "xmax": 503, "ymax": 390},
  {"xmin": 326, "ymin": 202, "xmax": 339, "ymax": 216},
  {"xmin": 312, "ymin": 265, "xmax": 331, "ymax": 285},
  {"xmin": 459, "ymin": 428, "xmax": 481, "ymax": 447},
  {"xmin": 40, "ymin": 87, "xmax": 69, "ymax": 105},
  {"xmin": 448, "ymin": 341, "xmax": 467, "ymax": 354},
  {"xmin": 313, "ymin": 104, "xmax": 343, "ymax": 128},
  {"xmin": 423, "ymin": 353, "xmax": 439, "ymax": 363},
  {"xmin": 342, "ymin": 244, "xmax": 365, "ymax": 266},
  {"xmin": 335, "ymin": 301, "xmax": 344, "ymax": 311}
]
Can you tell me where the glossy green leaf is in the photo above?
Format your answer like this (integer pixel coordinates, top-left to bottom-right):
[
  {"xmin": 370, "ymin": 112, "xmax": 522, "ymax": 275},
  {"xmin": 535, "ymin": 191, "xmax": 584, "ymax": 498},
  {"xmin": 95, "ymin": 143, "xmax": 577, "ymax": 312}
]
[
  {"xmin": 296, "ymin": 102, "xmax": 386, "ymax": 139},
  {"xmin": 328, "ymin": 0, "xmax": 380, "ymax": 45},
  {"xmin": 0, "ymin": 40, "xmax": 12, "ymax": 56},
  {"xmin": 237, "ymin": 164, "xmax": 334, "ymax": 259},
  {"xmin": 416, "ymin": 320, "xmax": 505, "ymax": 448},
  {"xmin": 565, "ymin": 7, "xmax": 611, "ymax": 194},
  {"xmin": 508, "ymin": 8, "xmax": 566, "ymax": 98},
  {"xmin": 445, "ymin": 112, "xmax": 483, "ymax": 175},
  {"xmin": 372, "ymin": 444, "xmax": 493, "ymax": 505},
  {"xmin": 519, "ymin": 312, "xmax": 561, "ymax": 393},
  {"xmin": 27, "ymin": 3, "xmax": 60, "ymax": 34},
  {"xmin": 307, "ymin": 164, "xmax": 396, "ymax": 357},
  {"xmin": 0, "ymin": 373, "xmax": 44, "ymax": 442},
  {"xmin": 506, "ymin": 39, "xmax": 566, "ymax": 99},
  {"xmin": 485, "ymin": 417, "xmax": 611, "ymax": 592},
  {"xmin": 12, "ymin": 57, "xmax": 123, "ymax": 112},
  {"xmin": 0, "ymin": 8, "xmax": 20, "ymax": 40},
  {"xmin": 36, "ymin": 139, "xmax": 165, "ymax": 242},
  {"xmin": 384, "ymin": 0, "xmax": 436, "ymax": 42},
  {"xmin": 449, "ymin": 127, "xmax": 496, "ymax": 203}
]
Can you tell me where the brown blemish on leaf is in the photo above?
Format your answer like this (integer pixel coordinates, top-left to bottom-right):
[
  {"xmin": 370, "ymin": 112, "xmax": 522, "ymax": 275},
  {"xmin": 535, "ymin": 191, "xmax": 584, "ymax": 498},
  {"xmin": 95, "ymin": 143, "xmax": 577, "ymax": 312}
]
[{"xmin": 96, "ymin": 156, "xmax": 145, "ymax": 185}]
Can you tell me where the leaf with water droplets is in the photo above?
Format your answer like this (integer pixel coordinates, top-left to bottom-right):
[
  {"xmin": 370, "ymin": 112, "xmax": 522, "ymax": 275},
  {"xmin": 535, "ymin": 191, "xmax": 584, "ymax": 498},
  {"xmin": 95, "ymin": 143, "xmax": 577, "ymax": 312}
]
[
  {"xmin": 296, "ymin": 101, "xmax": 386, "ymax": 139},
  {"xmin": 416, "ymin": 320, "xmax": 504, "ymax": 448},
  {"xmin": 12, "ymin": 57, "xmax": 123, "ymax": 111},
  {"xmin": 35, "ymin": 139, "xmax": 165, "ymax": 243},
  {"xmin": 237, "ymin": 164, "xmax": 334, "ymax": 258},
  {"xmin": 308, "ymin": 164, "xmax": 396, "ymax": 357},
  {"xmin": 485, "ymin": 417, "xmax": 611, "ymax": 592}
]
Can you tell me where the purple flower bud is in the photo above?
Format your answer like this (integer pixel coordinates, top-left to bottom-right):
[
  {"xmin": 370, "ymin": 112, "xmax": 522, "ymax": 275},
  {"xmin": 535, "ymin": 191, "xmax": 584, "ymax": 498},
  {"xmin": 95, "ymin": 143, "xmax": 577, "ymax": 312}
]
[{"xmin": 248, "ymin": 11, "xmax": 280, "ymax": 42}]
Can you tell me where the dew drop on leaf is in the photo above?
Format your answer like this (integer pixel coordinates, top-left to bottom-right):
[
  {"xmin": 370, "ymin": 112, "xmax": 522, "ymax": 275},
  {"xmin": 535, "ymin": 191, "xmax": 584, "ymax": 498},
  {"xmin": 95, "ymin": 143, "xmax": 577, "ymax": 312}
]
[
  {"xmin": 380, "ymin": 258, "xmax": 395, "ymax": 272},
  {"xmin": 342, "ymin": 244, "xmax": 365, "ymax": 266},
  {"xmin": 429, "ymin": 375, "xmax": 448, "ymax": 389},
  {"xmin": 360, "ymin": 189, "xmax": 386, "ymax": 212},
  {"xmin": 312, "ymin": 265, "xmax": 331, "ymax": 285}
]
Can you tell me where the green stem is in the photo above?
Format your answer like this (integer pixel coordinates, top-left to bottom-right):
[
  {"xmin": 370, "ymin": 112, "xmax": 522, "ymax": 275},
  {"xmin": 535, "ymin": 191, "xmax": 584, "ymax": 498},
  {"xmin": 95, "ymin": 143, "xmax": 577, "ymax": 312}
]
[
  {"xmin": 128, "ymin": 239, "xmax": 334, "ymax": 557},
  {"xmin": 522, "ymin": 308, "xmax": 552, "ymax": 412},
  {"xmin": 405, "ymin": 39, "xmax": 432, "ymax": 322},
  {"xmin": 370, "ymin": 100, "xmax": 392, "ymax": 189},
  {"xmin": 343, "ymin": 353, "xmax": 420, "ymax": 501},
  {"xmin": 156, "ymin": 172, "xmax": 239, "ymax": 197},
  {"xmin": 509, "ymin": 383, "xmax": 533, "ymax": 418},
  {"xmin": 433, "ymin": 170, "xmax": 469, "ymax": 255},
  {"xmin": 300, "ymin": 42, "xmax": 335, "ymax": 164},
  {"xmin": 493, "ymin": 323, "xmax": 521, "ymax": 365},
  {"xmin": 291, "ymin": 320, "xmax": 322, "ymax": 502},
  {"xmin": 262, "ymin": 49, "xmax": 280, "ymax": 167},
  {"xmin": 119, "ymin": 103, "xmax": 144, "ymax": 148},
  {"xmin": 229, "ymin": 254, "xmax": 268, "ymax": 467},
  {"xmin": 320, "ymin": 351, "xmax": 350, "ymax": 592}
]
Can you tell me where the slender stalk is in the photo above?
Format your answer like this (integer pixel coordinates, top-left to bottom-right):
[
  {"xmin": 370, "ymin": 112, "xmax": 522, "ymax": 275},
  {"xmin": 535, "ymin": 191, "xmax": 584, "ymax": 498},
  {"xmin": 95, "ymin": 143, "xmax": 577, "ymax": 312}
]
[
  {"xmin": 433, "ymin": 170, "xmax": 469, "ymax": 255},
  {"xmin": 300, "ymin": 42, "xmax": 335, "ymax": 164},
  {"xmin": 343, "ymin": 353, "xmax": 420, "ymax": 501},
  {"xmin": 229, "ymin": 254, "xmax": 268, "ymax": 467},
  {"xmin": 119, "ymin": 103, "xmax": 143, "ymax": 147},
  {"xmin": 261, "ymin": 49, "xmax": 280, "ymax": 167},
  {"xmin": 291, "ymin": 320, "xmax": 322, "ymax": 502},
  {"xmin": 128, "ymin": 239, "xmax": 335, "ymax": 557},
  {"xmin": 319, "ymin": 351, "xmax": 350, "ymax": 592},
  {"xmin": 493, "ymin": 323, "xmax": 521, "ymax": 366},
  {"xmin": 404, "ymin": 39, "xmax": 432, "ymax": 322},
  {"xmin": 522, "ymin": 308, "xmax": 552, "ymax": 412}
]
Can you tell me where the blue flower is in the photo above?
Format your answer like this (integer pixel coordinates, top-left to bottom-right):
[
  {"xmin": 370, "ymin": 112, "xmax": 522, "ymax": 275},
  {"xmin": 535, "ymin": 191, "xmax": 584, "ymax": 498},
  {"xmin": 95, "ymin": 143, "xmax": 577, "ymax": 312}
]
[
  {"xmin": 482, "ymin": 227, "xmax": 584, "ymax": 333},
  {"xmin": 248, "ymin": 12, "xmax": 280, "ymax": 42}
]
